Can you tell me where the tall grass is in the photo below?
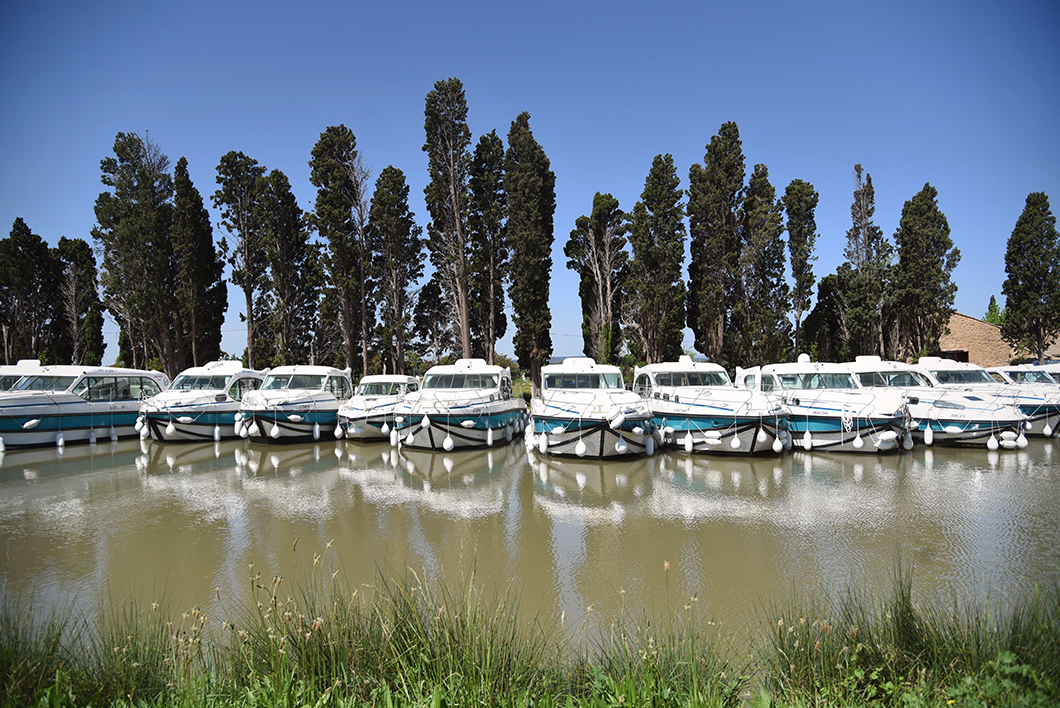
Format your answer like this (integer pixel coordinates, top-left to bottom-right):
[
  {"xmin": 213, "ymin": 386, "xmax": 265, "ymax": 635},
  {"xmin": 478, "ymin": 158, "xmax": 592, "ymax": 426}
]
[
  {"xmin": 758, "ymin": 562, "xmax": 1060, "ymax": 705},
  {"xmin": 2, "ymin": 561, "xmax": 1057, "ymax": 707}
]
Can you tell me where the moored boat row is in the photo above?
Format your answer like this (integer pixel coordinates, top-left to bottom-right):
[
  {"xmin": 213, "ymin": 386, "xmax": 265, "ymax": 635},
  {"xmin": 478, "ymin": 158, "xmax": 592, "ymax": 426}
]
[{"xmin": 3, "ymin": 352, "xmax": 1056, "ymax": 458}]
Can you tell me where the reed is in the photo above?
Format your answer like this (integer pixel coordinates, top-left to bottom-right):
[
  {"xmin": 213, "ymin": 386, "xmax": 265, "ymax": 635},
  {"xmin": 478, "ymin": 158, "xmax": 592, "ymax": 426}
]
[
  {"xmin": 757, "ymin": 562, "xmax": 1060, "ymax": 705},
  {"xmin": 3, "ymin": 559, "xmax": 1057, "ymax": 707}
]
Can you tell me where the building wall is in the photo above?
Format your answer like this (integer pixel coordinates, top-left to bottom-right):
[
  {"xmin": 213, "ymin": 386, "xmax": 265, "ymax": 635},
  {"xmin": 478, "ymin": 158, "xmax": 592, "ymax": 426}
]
[{"xmin": 938, "ymin": 313, "xmax": 1060, "ymax": 366}]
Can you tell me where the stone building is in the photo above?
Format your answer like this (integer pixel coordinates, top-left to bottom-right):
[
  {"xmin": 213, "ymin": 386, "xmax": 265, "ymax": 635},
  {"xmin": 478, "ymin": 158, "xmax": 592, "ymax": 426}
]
[{"xmin": 937, "ymin": 312, "xmax": 1060, "ymax": 366}]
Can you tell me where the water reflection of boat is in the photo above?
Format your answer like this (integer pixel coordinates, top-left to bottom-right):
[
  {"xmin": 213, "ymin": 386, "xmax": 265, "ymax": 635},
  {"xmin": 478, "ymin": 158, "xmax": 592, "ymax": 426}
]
[
  {"xmin": 341, "ymin": 443, "xmax": 513, "ymax": 518},
  {"xmin": 0, "ymin": 438, "xmax": 144, "ymax": 481},
  {"xmin": 140, "ymin": 438, "xmax": 250, "ymax": 475},
  {"xmin": 529, "ymin": 447, "xmax": 652, "ymax": 508},
  {"xmin": 235, "ymin": 440, "xmax": 343, "ymax": 475},
  {"xmin": 651, "ymin": 451, "xmax": 789, "ymax": 499}
]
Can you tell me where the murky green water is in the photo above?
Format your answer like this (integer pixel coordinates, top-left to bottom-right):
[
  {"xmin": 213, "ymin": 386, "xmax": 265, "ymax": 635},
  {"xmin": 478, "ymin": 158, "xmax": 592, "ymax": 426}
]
[{"xmin": 2, "ymin": 437, "xmax": 1058, "ymax": 642}]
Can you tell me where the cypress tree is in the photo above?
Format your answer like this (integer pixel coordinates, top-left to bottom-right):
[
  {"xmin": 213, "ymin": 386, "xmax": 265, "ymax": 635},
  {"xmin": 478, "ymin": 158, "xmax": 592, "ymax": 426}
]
[
  {"xmin": 1002, "ymin": 192, "xmax": 1060, "ymax": 362},
  {"xmin": 782, "ymin": 179, "xmax": 819, "ymax": 356},
  {"xmin": 506, "ymin": 111, "xmax": 555, "ymax": 391},
  {"xmin": 467, "ymin": 130, "xmax": 508, "ymax": 363},
  {"xmin": 626, "ymin": 154, "xmax": 686, "ymax": 364}
]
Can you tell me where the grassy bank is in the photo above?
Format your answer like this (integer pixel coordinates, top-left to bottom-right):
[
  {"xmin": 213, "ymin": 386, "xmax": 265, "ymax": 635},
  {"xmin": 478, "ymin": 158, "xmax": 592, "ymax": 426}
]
[{"xmin": 2, "ymin": 564, "xmax": 1057, "ymax": 707}]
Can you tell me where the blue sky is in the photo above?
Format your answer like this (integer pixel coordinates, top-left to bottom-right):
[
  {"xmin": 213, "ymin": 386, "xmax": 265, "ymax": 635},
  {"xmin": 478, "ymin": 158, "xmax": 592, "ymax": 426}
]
[{"xmin": 2, "ymin": 0, "xmax": 1058, "ymax": 364}]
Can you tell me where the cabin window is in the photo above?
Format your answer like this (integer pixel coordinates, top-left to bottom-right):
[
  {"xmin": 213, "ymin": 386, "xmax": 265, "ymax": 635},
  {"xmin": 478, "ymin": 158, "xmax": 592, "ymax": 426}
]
[
  {"xmin": 229, "ymin": 377, "xmax": 260, "ymax": 401},
  {"xmin": 633, "ymin": 375, "xmax": 651, "ymax": 396},
  {"xmin": 327, "ymin": 376, "xmax": 352, "ymax": 399}
]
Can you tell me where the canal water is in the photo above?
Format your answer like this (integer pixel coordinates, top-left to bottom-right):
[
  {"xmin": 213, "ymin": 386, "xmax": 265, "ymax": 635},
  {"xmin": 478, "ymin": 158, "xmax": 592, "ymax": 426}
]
[{"xmin": 1, "ymin": 436, "xmax": 1058, "ymax": 645}]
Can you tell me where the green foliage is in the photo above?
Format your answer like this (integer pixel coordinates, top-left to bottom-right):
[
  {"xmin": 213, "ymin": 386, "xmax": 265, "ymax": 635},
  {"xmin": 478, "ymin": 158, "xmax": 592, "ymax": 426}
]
[
  {"xmin": 468, "ymin": 130, "xmax": 509, "ymax": 363},
  {"xmin": 626, "ymin": 154, "xmax": 687, "ymax": 364},
  {"xmin": 256, "ymin": 169, "xmax": 318, "ymax": 367},
  {"xmin": 55, "ymin": 236, "xmax": 105, "ymax": 366},
  {"xmin": 412, "ymin": 275, "xmax": 454, "ymax": 366},
  {"xmin": 1001, "ymin": 192, "xmax": 1060, "ymax": 363},
  {"xmin": 735, "ymin": 164, "xmax": 791, "ymax": 366},
  {"xmin": 423, "ymin": 78, "xmax": 473, "ymax": 359},
  {"xmin": 506, "ymin": 111, "xmax": 555, "ymax": 387},
  {"xmin": 984, "ymin": 295, "xmax": 1005, "ymax": 327},
  {"xmin": 565, "ymin": 193, "xmax": 629, "ymax": 365},
  {"xmin": 841, "ymin": 164, "xmax": 894, "ymax": 358},
  {"xmin": 368, "ymin": 166, "xmax": 423, "ymax": 375},
  {"xmin": 92, "ymin": 132, "xmax": 190, "ymax": 376},
  {"xmin": 172, "ymin": 156, "xmax": 226, "ymax": 367},
  {"xmin": 0, "ymin": 218, "xmax": 64, "ymax": 364},
  {"xmin": 687, "ymin": 121, "xmax": 745, "ymax": 363},
  {"xmin": 309, "ymin": 124, "xmax": 373, "ymax": 375},
  {"xmin": 892, "ymin": 183, "xmax": 960, "ymax": 360},
  {"xmin": 782, "ymin": 179, "xmax": 819, "ymax": 355},
  {"xmin": 213, "ymin": 151, "xmax": 267, "ymax": 370}
]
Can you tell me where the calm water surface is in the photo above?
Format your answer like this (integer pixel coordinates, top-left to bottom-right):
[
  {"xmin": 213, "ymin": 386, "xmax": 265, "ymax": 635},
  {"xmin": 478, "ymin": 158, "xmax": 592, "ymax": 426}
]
[{"xmin": 2, "ymin": 437, "xmax": 1058, "ymax": 642}]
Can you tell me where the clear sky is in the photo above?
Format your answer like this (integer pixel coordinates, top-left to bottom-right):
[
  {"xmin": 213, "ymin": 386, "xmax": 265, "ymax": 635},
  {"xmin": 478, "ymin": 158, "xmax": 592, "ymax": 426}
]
[{"xmin": 2, "ymin": 0, "xmax": 1058, "ymax": 365}]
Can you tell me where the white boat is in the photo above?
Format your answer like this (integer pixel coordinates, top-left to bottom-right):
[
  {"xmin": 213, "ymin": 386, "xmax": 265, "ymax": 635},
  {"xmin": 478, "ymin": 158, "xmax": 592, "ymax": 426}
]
[
  {"xmin": 393, "ymin": 359, "xmax": 526, "ymax": 451},
  {"xmin": 138, "ymin": 360, "xmax": 267, "ymax": 442},
  {"xmin": 915, "ymin": 357, "xmax": 1060, "ymax": 438},
  {"xmin": 0, "ymin": 359, "xmax": 42, "ymax": 391},
  {"xmin": 338, "ymin": 374, "xmax": 419, "ymax": 441},
  {"xmin": 736, "ymin": 355, "xmax": 910, "ymax": 454},
  {"xmin": 528, "ymin": 357, "xmax": 655, "ymax": 458},
  {"xmin": 237, "ymin": 365, "xmax": 353, "ymax": 443},
  {"xmin": 0, "ymin": 366, "xmax": 170, "ymax": 450},
  {"xmin": 634, "ymin": 355, "xmax": 789, "ymax": 455},
  {"xmin": 844, "ymin": 356, "xmax": 1027, "ymax": 449}
]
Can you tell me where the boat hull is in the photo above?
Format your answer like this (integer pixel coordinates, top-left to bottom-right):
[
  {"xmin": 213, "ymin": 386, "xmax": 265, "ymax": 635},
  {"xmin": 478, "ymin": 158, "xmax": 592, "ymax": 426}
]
[
  {"xmin": 655, "ymin": 413, "xmax": 788, "ymax": 455},
  {"xmin": 338, "ymin": 410, "xmax": 398, "ymax": 442},
  {"xmin": 240, "ymin": 408, "xmax": 343, "ymax": 444},
  {"xmin": 394, "ymin": 407, "xmax": 526, "ymax": 451},
  {"xmin": 142, "ymin": 404, "xmax": 242, "ymax": 442},
  {"xmin": 0, "ymin": 396, "xmax": 141, "ymax": 448},
  {"xmin": 529, "ymin": 413, "xmax": 655, "ymax": 458},
  {"xmin": 787, "ymin": 414, "xmax": 910, "ymax": 454}
]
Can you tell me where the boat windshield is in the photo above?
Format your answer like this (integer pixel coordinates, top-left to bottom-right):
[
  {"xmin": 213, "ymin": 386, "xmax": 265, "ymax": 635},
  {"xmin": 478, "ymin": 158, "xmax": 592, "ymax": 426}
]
[
  {"xmin": 358, "ymin": 381, "xmax": 400, "ymax": 395},
  {"xmin": 856, "ymin": 371, "xmax": 925, "ymax": 388},
  {"xmin": 1010, "ymin": 370, "xmax": 1056, "ymax": 384},
  {"xmin": 543, "ymin": 372, "xmax": 624, "ymax": 390},
  {"xmin": 776, "ymin": 372, "xmax": 856, "ymax": 390},
  {"xmin": 0, "ymin": 375, "xmax": 23, "ymax": 390},
  {"xmin": 423, "ymin": 373, "xmax": 499, "ymax": 389},
  {"xmin": 930, "ymin": 369, "xmax": 995, "ymax": 385},
  {"xmin": 171, "ymin": 374, "xmax": 230, "ymax": 390},
  {"xmin": 652, "ymin": 371, "xmax": 730, "ymax": 387},
  {"xmin": 261, "ymin": 374, "xmax": 326, "ymax": 390},
  {"xmin": 12, "ymin": 375, "xmax": 77, "ymax": 392}
]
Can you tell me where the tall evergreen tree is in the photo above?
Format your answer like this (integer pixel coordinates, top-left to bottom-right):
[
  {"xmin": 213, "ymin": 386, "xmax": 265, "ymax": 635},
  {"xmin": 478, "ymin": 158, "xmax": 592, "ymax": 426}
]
[
  {"xmin": 56, "ymin": 236, "xmax": 104, "ymax": 366},
  {"xmin": 841, "ymin": 164, "xmax": 893, "ymax": 357},
  {"xmin": 506, "ymin": 111, "xmax": 555, "ymax": 390},
  {"xmin": 892, "ymin": 183, "xmax": 960, "ymax": 359},
  {"xmin": 368, "ymin": 166, "xmax": 423, "ymax": 375},
  {"xmin": 687, "ymin": 121, "xmax": 745, "ymax": 363},
  {"xmin": 0, "ymin": 218, "xmax": 63, "ymax": 363},
  {"xmin": 737, "ymin": 164, "xmax": 791, "ymax": 366},
  {"xmin": 467, "ymin": 130, "xmax": 508, "ymax": 363},
  {"xmin": 1002, "ymin": 192, "xmax": 1060, "ymax": 362},
  {"xmin": 412, "ymin": 275, "xmax": 454, "ymax": 367},
  {"xmin": 625, "ymin": 154, "xmax": 686, "ymax": 364},
  {"xmin": 256, "ymin": 169, "xmax": 318, "ymax": 366},
  {"xmin": 984, "ymin": 295, "xmax": 1005, "ymax": 327},
  {"xmin": 213, "ymin": 151, "xmax": 266, "ymax": 368},
  {"xmin": 782, "ymin": 179, "xmax": 819, "ymax": 356},
  {"xmin": 92, "ymin": 132, "xmax": 183, "ymax": 374},
  {"xmin": 564, "ymin": 192, "xmax": 629, "ymax": 364},
  {"xmin": 309, "ymin": 125, "xmax": 374, "ymax": 375},
  {"xmin": 802, "ymin": 271, "xmax": 851, "ymax": 362},
  {"xmin": 172, "ymin": 157, "xmax": 226, "ymax": 366},
  {"xmin": 423, "ymin": 78, "xmax": 473, "ymax": 359}
]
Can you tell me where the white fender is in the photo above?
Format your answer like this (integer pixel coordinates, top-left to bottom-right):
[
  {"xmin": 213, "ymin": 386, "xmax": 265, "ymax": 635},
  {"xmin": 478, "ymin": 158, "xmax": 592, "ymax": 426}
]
[
  {"xmin": 421, "ymin": 415, "xmax": 431, "ymax": 429},
  {"xmin": 772, "ymin": 437, "xmax": 783, "ymax": 454},
  {"xmin": 684, "ymin": 434, "xmax": 693, "ymax": 453},
  {"xmin": 924, "ymin": 426, "xmax": 934, "ymax": 446},
  {"xmin": 313, "ymin": 422, "xmax": 320, "ymax": 440},
  {"xmin": 443, "ymin": 434, "xmax": 454, "ymax": 451},
  {"xmin": 987, "ymin": 434, "xmax": 999, "ymax": 451},
  {"xmin": 802, "ymin": 430, "xmax": 813, "ymax": 450},
  {"xmin": 614, "ymin": 438, "xmax": 628, "ymax": 454},
  {"xmin": 575, "ymin": 439, "xmax": 587, "ymax": 457},
  {"xmin": 853, "ymin": 434, "xmax": 864, "ymax": 449},
  {"xmin": 730, "ymin": 435, "xmax": 741, "ymax": 449},
  {"xmin": 271, "ymin": 423, "xmax": 281, "ymax": 439},
  {"xmin": 487, "ymin": 428, "xmax": 494, "ymax": 446},
  {"xmin": 165, "ymin": 421, "xmax": 176, "ymax": 437},
  {"xmin": 1017, "ymin": 432, "xmax": 1028, "ymax": 448},
  {"xmin": 538, "ymin": 432, "xmax": 548, "ymax": 454},
  {"xmin": 646, "ymin": 436, "xmax": 655, "ymax": 456},
  {"xmin": 213, "ymin": 425, "xmax": 221, "ymax": 442},
  {"xmin": 88, "ymin": 429, "xmax": 96, "ymax": 444}
]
